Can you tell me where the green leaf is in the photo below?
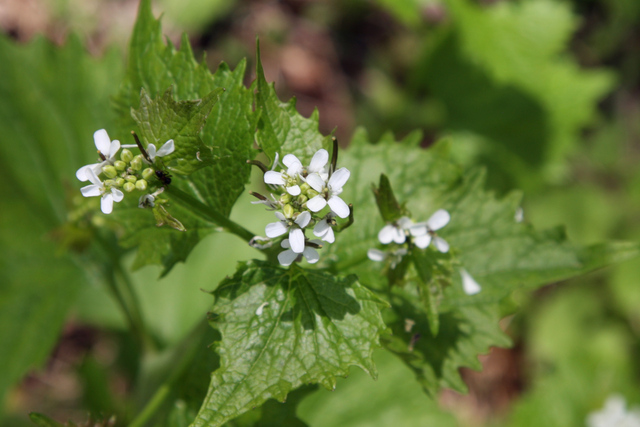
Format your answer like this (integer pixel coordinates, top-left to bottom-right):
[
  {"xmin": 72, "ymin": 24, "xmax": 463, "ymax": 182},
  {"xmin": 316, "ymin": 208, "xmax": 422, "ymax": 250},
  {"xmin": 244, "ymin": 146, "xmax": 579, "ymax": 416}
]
[
  {"xmin": 131, "ymin": 87, "xmax": 224, "ymax": 175},
  {"xmin": 254, "ymin": 42, "xmax": 332, "ymax": 165},
  {"xmin": 29, "ymin": 413, "xmax": 66, "ymax": 427},
  {"xmin": 0, "ymin": 32, "xmax": 121, "ymax": 411},
  {"xmin": 329, "ymin": 129, "xmax": 640, "ymax": 395},
  {"xmin": 112, "ymin": 0, "xmax": 257, "ymax": 272},
  {"xmin": 191, "ymin": 260, "xmax": 387, "ymax": 427},
  {"xmin": 372, "ymin": 174, "xmax": 404, "ymax": 222},
  {"xmin": 382, "ymin": 288, "xmax": 511, "ymax": 395},
  {"xmin": 413, "ymin": 0, "xmax": 614, "ymax": 185}
]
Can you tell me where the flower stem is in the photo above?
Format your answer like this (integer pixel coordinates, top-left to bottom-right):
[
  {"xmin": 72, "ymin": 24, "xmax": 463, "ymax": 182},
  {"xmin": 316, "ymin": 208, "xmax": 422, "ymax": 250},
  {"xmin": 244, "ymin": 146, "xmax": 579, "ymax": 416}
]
[{"xmin": 164, "ymin": 185, "xmax": 256, "ymax": 242}]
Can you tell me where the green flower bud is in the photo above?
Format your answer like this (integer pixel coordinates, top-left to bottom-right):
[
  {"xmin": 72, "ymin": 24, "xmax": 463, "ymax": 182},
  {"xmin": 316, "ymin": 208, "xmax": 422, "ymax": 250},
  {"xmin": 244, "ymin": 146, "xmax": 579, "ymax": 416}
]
[
  {"xmin": 125, "ymin": 175, "xmax": 137, "ymax": 184},
  {"xmin": 115, "ymin": 178, "xmax": 125, "ymax": 187},
  {"xmin": 300, "ymin": 183, "xmax": 311, "ymax": 193},
  {"xmin": 114, "ymin": 160, "xmax": 127, "ymax": 171},
  {"xmin": 307, "ymin": 189, "xmax": 319, "ymax": 199},
  {"xmin": 135, "ymin": 179, "xmax": 148, "ymax": 191},
  {"xmin": 121, "ymin": 149, "xmax": 133, "ymax": 163},
  {"xmin": 283, "ymin": 204, "xmax": 294, "ymax": 219},
  {"xmin": 142, "ymin": 168, "xmax": 155, "ymax": 180},
  {"xmin": 104, "ymin": 179, "xmax": 116, "ymax": 187},
  {"xmin": 102, "ymin": 165, "xmax": 117, "ymax": 179},
  {"xmin": 280, "ymin": 193, "xmax": 292, "ymax": 204},
  {"xmin": 297, "ymin": 194, "xmax": 308, "ymax": 204},
  {"xmin": 130, "ymin": 155, "xmax": 143, "ymax": 171},
  {"xmin": 123, "ymin": 182, "xmax": 136, "ymax": 193}
]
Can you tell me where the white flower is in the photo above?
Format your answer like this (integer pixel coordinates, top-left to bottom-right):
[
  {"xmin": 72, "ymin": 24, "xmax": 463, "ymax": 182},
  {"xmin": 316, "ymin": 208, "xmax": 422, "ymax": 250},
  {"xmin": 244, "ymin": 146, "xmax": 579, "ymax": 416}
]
[
  {"xmin": 306, "ymin": 148, "xmax": 329, "ymax": 181},
  {"xmin": 305, "ymin": 167, "xmax": 351, "ymax": 218},
  {"xmin": 313, "ymin": 213, "xmax": 336, "ymax": 243},
  {"xmin": 146, "ymin": 139, "xmax": 175, "ymax": 163},
  {"xmin": 80, "ymin": 169, "xmax": 124, "ymax": 214},
  {"xmin": 250, "ymin": 193, "xmax": 281, "ymax": 211},
  {"xmin": 278, "ymin": 238, "xmax": 321, "ymax": 266},
  {"xmin": 515, "ymin": 207, "xmax": 524, "ymax": 223},
  {"xmin": 587, "ymin": 395, "xmax": 640, "ymax": 427},
  {"xmin": 460, "ymin": 269, "xmax": 481, "ymax": 295},
  {"xmin": 264, "ymin": 153, "xmax": 305, "ymax": 196},
  {"xmin": 76, "ymin": 129, "xmax": 121, "ymax": 182},
  {"xmin": 409, "ymin": 209, "xmax": 450, "ymax": 253},
  {"xmin": 265, "ymin": 211, "xmax": 311, "ymax": 253},
  {"xmin": 378, "ymin": 216, "xmax": 414, "ymax": 245},
  {"xmin": 367, "ymin": 247, "xmax": 408, "ymax": 268}
]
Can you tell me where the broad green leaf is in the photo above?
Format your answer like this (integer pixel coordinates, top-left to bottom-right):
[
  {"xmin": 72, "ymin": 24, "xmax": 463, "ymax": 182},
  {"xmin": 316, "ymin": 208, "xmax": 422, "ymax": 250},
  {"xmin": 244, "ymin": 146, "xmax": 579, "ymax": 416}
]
[
  {"xmin": 192, "ymin": 260, "xmax": 387, "ymax": 427},
  {"xmin": 0, "ymin": 32, "xmax": 121, "ymax": 411},
  {"xmin": 329, "ymin": 129, "xmax": 640, "ymax": 395},
  {"xmin": 382, "ymin": 287, "xmax": 511, "ymax": 395},
  {"xmin": 254, "ymin": 42, "xmax": 332, "ymax": 166},
  {"xmin": 373, "ymin": 174, "xmax": 405, "ymax": 222},
  {"xmin": 415, "ymin": 0, "xmax": 614, "ymax": 185},
  {"xmin": 112, "ymin": 0, "xmax": 257, "ymax": 272},
  {"xmin": 131, "ymin": 87, "xmax": 224, "ymax": 175}
]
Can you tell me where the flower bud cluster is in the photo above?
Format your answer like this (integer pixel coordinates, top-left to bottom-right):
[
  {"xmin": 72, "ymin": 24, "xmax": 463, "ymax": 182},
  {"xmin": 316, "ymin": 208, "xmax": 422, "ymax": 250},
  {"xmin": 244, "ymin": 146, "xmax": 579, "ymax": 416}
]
[
  {"xmin": 368, "ymin": 209, "xmax": 451, "ymax": 266},
  {"xmin": 251, "ymin": 147, "xmax": 352, "ymax": 266},
  {"xmin": 75, "ymin": 129, "xmax": 174, "ymax": 214}
]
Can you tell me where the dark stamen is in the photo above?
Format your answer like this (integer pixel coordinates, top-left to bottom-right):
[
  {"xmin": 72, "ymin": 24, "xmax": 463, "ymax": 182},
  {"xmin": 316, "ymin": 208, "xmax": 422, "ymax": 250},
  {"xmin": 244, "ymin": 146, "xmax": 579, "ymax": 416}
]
[
  {"xmin": 98, "ymin": 151, "xmax": 107, "ymax": 161},
  {"xmin": 307, "ymin": 241, "xmax": 323, "ymax": 249},
  {"xmin": 330, "ymin": 136, "xmax": 338, "ymax": 175},
  {"xmin": 131, "ymin": 131, "xmax": 151, "ymax": 163},
  {"xmin": 247, "ymin": 159, "xmax": 269, "ymax": 174},
  {"xmin": 249, "ymin": 191, "xmax": 267, "ymax": 201}
]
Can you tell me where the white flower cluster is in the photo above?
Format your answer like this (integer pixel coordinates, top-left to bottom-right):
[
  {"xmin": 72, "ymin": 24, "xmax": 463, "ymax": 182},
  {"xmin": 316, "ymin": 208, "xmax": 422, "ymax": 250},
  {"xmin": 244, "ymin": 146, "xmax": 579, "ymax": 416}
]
[
  {"xmin": 368, "ymin": 209, "xmax": 451, "ymax": 260},
  {"xmin": 252, "ymin": 148, "xmax": 351, "ymax": 266},
  {"xmin": 587, "ymin": 395, "xmax": 640, "ymax": 427},
  {"xmin": 76, "ymin": 129, "xmax": 174, "ymax": 214}
]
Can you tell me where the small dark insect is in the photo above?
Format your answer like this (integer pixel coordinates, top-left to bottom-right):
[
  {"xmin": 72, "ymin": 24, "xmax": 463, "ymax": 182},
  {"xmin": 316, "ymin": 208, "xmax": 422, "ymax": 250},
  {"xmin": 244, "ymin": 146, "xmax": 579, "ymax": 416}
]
[{"xmin": 155, "ymin": 169, "xmax": 172, "ymax": 186}]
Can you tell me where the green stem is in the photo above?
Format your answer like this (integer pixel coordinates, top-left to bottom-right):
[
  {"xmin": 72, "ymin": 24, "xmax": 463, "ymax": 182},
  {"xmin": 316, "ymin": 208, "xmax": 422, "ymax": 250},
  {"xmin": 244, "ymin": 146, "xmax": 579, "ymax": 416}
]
[
  {"xmin": 128, "ymin": 320, "xmax": 209, "ymax": 427},
  {"xmin": 93, "ymin": 233, "xmax": 155, "ymax": 352},
  {"xmin": 165, "ymin": 185, "xmax": 256, "ymax": 242}
]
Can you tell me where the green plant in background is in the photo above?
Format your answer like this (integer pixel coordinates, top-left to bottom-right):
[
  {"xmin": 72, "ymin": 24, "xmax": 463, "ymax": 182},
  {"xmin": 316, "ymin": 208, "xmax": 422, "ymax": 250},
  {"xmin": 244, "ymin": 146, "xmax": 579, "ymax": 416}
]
[{"xmin": 1, "ymin": 0, "xmax": 640, "ymax": 426}]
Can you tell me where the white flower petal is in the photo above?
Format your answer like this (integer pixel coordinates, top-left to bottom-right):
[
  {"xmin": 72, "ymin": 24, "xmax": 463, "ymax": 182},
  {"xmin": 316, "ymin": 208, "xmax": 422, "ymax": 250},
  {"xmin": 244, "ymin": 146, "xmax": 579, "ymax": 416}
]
[
  {"xmin": 283, "ymin": 154, "xmax": 303, "ymax": 174},
  {"xmin": 101, "ymin": 193, "xmax": 114, "ymax": 214},
  {"xmin": 378, "ymin": 224, "xmax": 398, "ymax": 244},
  {"xmin": 305, "ymin": 173, "xmax": 326, "ymax": 192},
  {"xmin": 460, "ymin": 269, "xmax": 481, "ymax": 295},
  {"xmin": 367, "ymin": 249, "xmax": 386, "ymax": 262},
  {"xmin": 303, "ymin": 247, "xmax": 320, "ymax": 264},
  {"xmin": 266, "ymin": 221, "xmax": 288, "ymax": 238},
  {"xmin": 322, "ymin": 227, "xmax": 335, "ymax": 243},
  {"xmin": 146, "ymin": 143, "xmax": 157, "ymax": 160},
  {"xmin": 306, "ymin": 195, "xmax": 327, "ymax": 212},
  {"xmin": 76, "ymin": 163, "xmax": 101, "ymax": 182},
  {"xmin": 264, "ymin": 171, "xmax": 285, "ymax": 185},
  {"xmin": 281, "ymin": 239, "xmax": 291, "ymax": 249},
  {"xmin": 295, "ymin": 211, "xmax": 311, "ymax": 228},
  {"xmin": 397, "ymin": 216, "xmax": 414, "ymax": 230},
  {"xmin": 391, "ymin": 227, "xmax": 406, "ymax": 244},
  {"xmin": 327, "ymin": 196, "xmax": 349, "ymax": 218},
  {"xmin": 157, "ymin": 139, "xmax": 175, "ymax": 157},
  {"xmin": 427, "ymin": 209, "xmax": 450, "ymax": 231},
  {"xmin": 309, "ymin": 149, "xmax": 329, "ymax": 172},
  {"xmin": 274, "ymin": 211, "xmax": 286, "ymax": 221},
  {"xmin": 81, "ymin": 184, "xmax": 102, "ymax": 198},
  {"xmin": 278, "ymin": 249, "xmax": 298, "ymax": 266},
  {"xmin": 409, "ymin": 224, "xmax": 428, "ymax": 237},
  {"xmin": 286, "ymin": 185, "xmax": 301, "ymax": 196},
  {"xmin": 414, "ymin": 234, "xmax": 432, "ymax": 249},
  {"xmin": 433, "ymin": 236, "xmax": 449, "ymax": 253},
  {"xmin": 111, "ymin": 188, "xmax": 124, "ymax": 202},
  {"xmin": 289, "ymin": 228, "xmax": 305, "ymax": 253},
  {"xmin": 314, "ymin": 219, "xmax": 330, "ymax": 235},
  {"xmin": 271, "ymin": 152, "xmax": 280, "ymax": 170},
  {"xmin": 86, "ymin": 168, "xmax": 103, "ymax": 186},
  {"xmin": 328, "ymin": 167, "xmax": 350, "ymax": 190},
  {"xmin": 94, "ymin": 129, "xmax": 111, "ymax": 154},
  {"xmin": 108, "ymin": 140, "xmax": 121, "ymax": 159}
]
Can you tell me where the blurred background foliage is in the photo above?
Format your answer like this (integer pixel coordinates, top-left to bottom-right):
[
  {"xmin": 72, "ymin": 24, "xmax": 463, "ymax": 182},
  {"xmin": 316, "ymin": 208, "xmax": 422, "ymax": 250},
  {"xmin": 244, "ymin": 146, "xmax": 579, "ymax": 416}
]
[{"xmin": 1, "ymin": 0, "xmax": 640, "ymax": 425}]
